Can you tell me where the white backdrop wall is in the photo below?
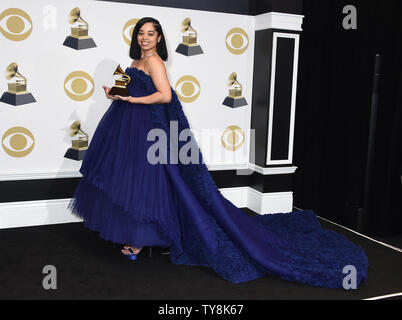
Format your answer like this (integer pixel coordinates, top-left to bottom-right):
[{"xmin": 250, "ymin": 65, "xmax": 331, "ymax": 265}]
[{"xmin": 0, "ymin": 0, "xmax": 255, "ymax": 179}]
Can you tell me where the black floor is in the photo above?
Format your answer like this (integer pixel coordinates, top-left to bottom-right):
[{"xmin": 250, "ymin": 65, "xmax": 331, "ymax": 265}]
[
  {"xmin": 1, "ymin": 208, "xmax": 402, "ymax": 301},
  {"xmin": 374, "ymin": 234, "xmax": 402, "ymax": 251}
]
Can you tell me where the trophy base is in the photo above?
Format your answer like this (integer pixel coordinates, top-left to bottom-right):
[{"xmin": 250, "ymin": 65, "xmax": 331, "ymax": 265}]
[
  {"xmin": 222, "ymin": 96, "xmax": 248, "ymax": 108},
  {"xmin": 175, "ymin": 43, "xmax": 203, "ymax": 56},
  {"xmin": 0, "ymin": 91, "xmax": 36, "ymax": 106},
  {"xmin": 63, "ymin": 36, "xmax": 97, "ymax": 50},
  {"xmin": 64, "ymin": 148, "xmax": 87, "ymax": 161},
  {"xmin": 109, "ymin": 86, "xmax": 129, "ymax": 97}
]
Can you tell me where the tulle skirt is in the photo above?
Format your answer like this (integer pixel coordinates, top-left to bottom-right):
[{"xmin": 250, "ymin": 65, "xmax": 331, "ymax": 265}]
[{"xmin": 68, "ymin": 99, "xmax": 181, "ymax": 248}]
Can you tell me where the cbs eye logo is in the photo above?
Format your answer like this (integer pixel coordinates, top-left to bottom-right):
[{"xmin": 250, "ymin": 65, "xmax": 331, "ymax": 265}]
[
  {"xmin": 221, "ymin": 125, "xmax": 245, "ymax": 151},
  {"xmin": 64, "ymin": 71, "xmax": 94, "ymax": 101},
  {"xmin": 0, "ymin": 8, "xmax": 33, "ymax": 41},
  {"xmin": 122, "ymin": 18, "xmax": 139, "ymax": 46},
  {"xmin": 2, "ymin": 127, "xmax": 35, "ymax": 157},
  {"xmin": 174, "ymin": 75, "xmax": 200, "ymax": 103},
  {"xmin": 225, "ymin": 27, "xmax": 249, "ymax": 55}
]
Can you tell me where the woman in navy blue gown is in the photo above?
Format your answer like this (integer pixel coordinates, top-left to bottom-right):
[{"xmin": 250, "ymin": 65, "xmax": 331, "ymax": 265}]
[{"xmin": 68, "ymin": 17, "xmax": 369, "ymax": 288}]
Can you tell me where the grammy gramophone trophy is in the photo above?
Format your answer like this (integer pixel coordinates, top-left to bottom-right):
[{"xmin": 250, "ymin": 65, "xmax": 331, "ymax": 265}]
[
  {"xmin": 108, "ymin": 64, "xmax": 131, "ymax": 96},
  {"xmin": 64, "ymin": 120, "xmax": 89, "ymax": 161},
  {"xmin": 0, "ymin": 62, "xmax": 36, "ymax": 106},
  {"xmin": 175, "ymin": 17, "xmax": 203, "ymax": 56},
  {"xmin": 222, "ymin": 72, "xmax": 248, "ymax": 108},
  {"xmin": 63, "ymin": 7, "xmax": 97, "ymax": 50}
]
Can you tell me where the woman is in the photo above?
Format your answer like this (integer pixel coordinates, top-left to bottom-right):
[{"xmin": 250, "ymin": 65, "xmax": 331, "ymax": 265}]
[
  {"xmin": 68, "ymin": 17, "xmax": 369, "ymax": 288},
  {"xmin": 103, "ymin": 18, "xmax": 171, "ymax": 258}
]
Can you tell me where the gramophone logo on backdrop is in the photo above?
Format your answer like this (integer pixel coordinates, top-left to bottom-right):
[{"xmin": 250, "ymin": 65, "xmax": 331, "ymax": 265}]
[
  {"xmin": 225, "ymin": 27, "xmax": 249, "ymax": 55},
  {"xmin": 64, "ymin": 71, "xmax": 94, "ymax": 101},
  {"xmin": 122, "ymin": 18, "xmax": 139, "ymax": 46},
  {"xmin": 2, "ymin": 126, "xmax": 35, "ymax": 157},
  {"xmin": 222, "ymin": 72, "xmax": 247, "ymax": 108},
  {"xmin": 0, "ymin": 62, "xmax": 36, "ymax": 106},
  {"xmin": 175, "ymin": 75, "xmax": 200, "ymax": 103},
  {"xmin": 176, "ymin": 17, "xmax": 203, "ymax": 56},
  {"xmin": 221, "ymin": 125, "xmax": 245, "ymax": 152},
  {"xmin": 0, "ymin": 8, "xmax": 33, "ymax": 41},
  {"xmin": 64, "ymin": 120, "xmax": 88, "ymax": 161},
  {"xmin": 63, "ymin": 7, "xmax": 97, "ymax": 50}
]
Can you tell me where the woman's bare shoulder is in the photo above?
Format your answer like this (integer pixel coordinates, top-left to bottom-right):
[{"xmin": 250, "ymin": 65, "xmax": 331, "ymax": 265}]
[
  {"xmin": 130, "ymin": 59, "xmax": 138, "ymax": 68},
  {"xmin": 145, "ymin": 55, "xmax": 165, "ymax": 73}
]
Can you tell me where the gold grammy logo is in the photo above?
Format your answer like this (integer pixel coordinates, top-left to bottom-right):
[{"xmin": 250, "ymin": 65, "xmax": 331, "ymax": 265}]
[
  {"xmin": 2, "ymin": 126, "xmax": 35, "ymax": 157},
  {"xmin": 63, "ymin": 7, "xmax": 97, "ymax": 50},
  {"xmin": 122, "ymin": 18, "xmax": 139, "ymax": 46},
  {"xmin": 69, "ymin": 7, "xmax": 89, "ymax": 38},
  {"xmin": 6, "ymin": 62, "xmax": 27, "ymax": 94},
  {"xmin": 228, "ymin": 72, "xmax": 242, "ymax": 98},
  {"xmin": 69, "ymin": 120, "xmax": 88, "ymax": 150},
  {"xmin": 221, "ymin": 125, "xmax": 245, "ymax": 151},
  {"xmin": 0, "ymin": 8, "xmax": 33, "ymax": 41},
  {"xmin": 225, "ymin": 27, "xmax": 249, "ymax": 55},
  {"xmin": 181, "ymin": 17, "xmax": 197, "ymax": 45},
  {"xmin": 0, "ymin": 62, "xmax": 36, "ymax": 106},
  {"xmin": 175, "ymin": 17, "xmax": 203, "ymax": 56},
  {"xmin": 222, "ymin": 72, "xmax": 248, "ymax": 108},
  {"xmin": 174, "ymin": 75, "xmax": 200, "ymax": 103},
  {"xmin": 64, "ymin": 71, "xmax": 94, "ymax": 101},
  {"xmin": 64, "ymin": 120, "xmax": 88, "ymax": 161}
]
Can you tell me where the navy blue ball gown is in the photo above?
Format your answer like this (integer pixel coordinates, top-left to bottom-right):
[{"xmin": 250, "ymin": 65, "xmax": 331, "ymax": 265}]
[{"xmin": 68, "ymin": 66, "xmax": 369, "ymax": 288}]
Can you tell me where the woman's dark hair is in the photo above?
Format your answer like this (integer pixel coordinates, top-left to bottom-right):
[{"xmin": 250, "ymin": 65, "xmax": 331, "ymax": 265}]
[{"xmin": 129, "ymin": 17, "xmax": 168, "ymax": 61}]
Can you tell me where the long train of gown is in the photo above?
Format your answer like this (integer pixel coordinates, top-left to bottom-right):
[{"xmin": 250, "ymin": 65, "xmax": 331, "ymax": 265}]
[{"xmin": 68, "ymin": 67, "xmax": 369, "ymax": 288}]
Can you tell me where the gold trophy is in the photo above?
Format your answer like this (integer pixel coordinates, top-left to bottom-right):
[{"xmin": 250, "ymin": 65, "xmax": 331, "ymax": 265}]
[
  {"xmin": 108, "ymin": 64, "xmax": 131, "ymax": 96},
  {"xmin": 175, "ymin": 17, "xmax": 203, "ymax": 56},
  {"xmin": 0, "ymin": 62, "xmax": 36, "ymax": 106},
  {"xmin": 63, "ymin": 7, "xmax": 97, "ymax": 50},
  {"xmin": 64, "ymin": 120, "xmax": 89, "ymax": 160},
  {"xmin": 222, "ymin": 72, "xmax": 248, "ymax": 108}
]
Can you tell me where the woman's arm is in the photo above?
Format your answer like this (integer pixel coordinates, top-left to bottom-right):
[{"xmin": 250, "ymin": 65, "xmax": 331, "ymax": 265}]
[
  {"xmin": 113, "ymin": 56, "xmax": 172, "ymax": 105},
  {"xmin": 129, "ymin": 91, "xmax": 170, "ymax": 105}
]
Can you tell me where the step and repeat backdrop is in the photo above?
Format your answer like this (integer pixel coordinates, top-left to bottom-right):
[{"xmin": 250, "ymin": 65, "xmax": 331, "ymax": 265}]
[{"xmin": 0, "ymin": 0, "xmax": 255, "ymax": 178}]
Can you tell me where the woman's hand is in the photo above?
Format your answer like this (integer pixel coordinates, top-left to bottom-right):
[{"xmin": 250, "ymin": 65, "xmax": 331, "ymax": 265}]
[
  {"xmin": 102, "ymin": 85, "xmax": 136, "ymax": 103},
  {"xmin": 102, "ymin": 85, "xmax": 118, "ymax": 100}
]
